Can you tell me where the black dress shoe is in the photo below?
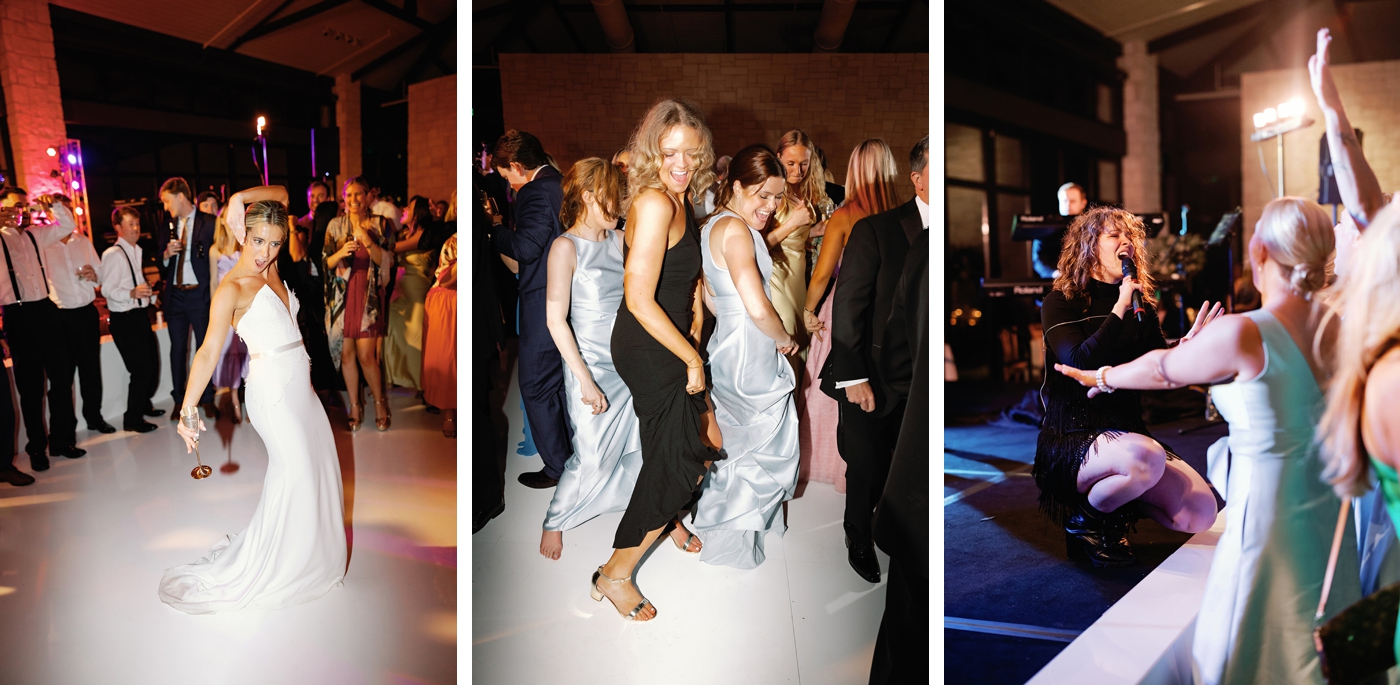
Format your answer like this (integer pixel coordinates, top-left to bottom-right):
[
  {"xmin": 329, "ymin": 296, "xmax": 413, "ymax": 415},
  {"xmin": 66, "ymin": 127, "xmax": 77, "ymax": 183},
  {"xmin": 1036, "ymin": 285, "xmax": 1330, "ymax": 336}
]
[
  {"xmin": 28, "ymin": 453, "xmax": 49, "ymax": 472},
  {"xmin": 473, "ymin": 500, "xmax": 505, "ymax": 534},
  {"xmin": 517, "ymin": 470, "xmax": 559, "ymax": 489},
  {"xmin": 845, "ymin": 535, "xmax": 882, "ymax": 583},
  {"xmin": 87, "ymin": 420, "xmax": 117, "ymax": 434},
  {"xmin": 51, "ymin": 446, "xmax": 86, "ymax": 459},
  {"xmin": 144, "ymin": 407, "xmax": 165, "ymax": 418},
  {"xmin": 202, "ymin": 402, "xmax": 221, "ymax": 421},
  {"xmin": 0, "ymin": 468, "xmax": 34, "ymax": 486},
  {"xmin": 123, "ymin": 421, "xmax": 158, "ymax": 433},
  {"xmin": 1064, "ymin": 499, "xmax": 1137, "ymax": 568}
]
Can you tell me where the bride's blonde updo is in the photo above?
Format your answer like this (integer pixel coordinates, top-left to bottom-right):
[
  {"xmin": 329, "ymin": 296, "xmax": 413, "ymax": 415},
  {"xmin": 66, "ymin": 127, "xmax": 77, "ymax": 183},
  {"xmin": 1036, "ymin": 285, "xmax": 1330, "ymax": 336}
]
[
  {"xmin": 245, "ymin": 200, "xmax": 290, "ymax": 241},
  {"xmin": 1253, "ymin": 197, "xmax": 1334, "ymax": 299}
]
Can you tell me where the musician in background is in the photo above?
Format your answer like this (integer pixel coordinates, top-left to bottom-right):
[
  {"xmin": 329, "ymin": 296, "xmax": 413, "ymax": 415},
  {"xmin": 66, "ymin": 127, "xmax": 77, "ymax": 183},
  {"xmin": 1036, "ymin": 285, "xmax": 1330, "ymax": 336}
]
[{"xmin": 1032, "ymin": 182, "xmax": 1088, "ymax": 279}]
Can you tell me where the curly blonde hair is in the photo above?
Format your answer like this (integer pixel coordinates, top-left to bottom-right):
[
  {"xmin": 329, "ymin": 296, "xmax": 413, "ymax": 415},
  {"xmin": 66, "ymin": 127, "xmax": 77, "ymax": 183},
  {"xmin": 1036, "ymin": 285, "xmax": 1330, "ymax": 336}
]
[
  {"xmin": 1052, "ymin": 206, "xmax": 1157, "ymax": 306},
  {"xmin": 625, "ymin": 99, "xmax": 715, "ymax": 201}
]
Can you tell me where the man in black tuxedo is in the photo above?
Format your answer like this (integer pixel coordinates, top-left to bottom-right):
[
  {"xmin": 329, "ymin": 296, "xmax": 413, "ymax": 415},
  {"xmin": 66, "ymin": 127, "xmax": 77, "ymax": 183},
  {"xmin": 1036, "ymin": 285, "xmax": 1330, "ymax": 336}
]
[
  {"xmin": 490, "ymin": 130, "xmax": 571, "ymax": 489},
  {"xmin": 869, "ymin": 227, "xmax": 929, "ymax": 684},
  {"xmin": 822, "ymin": 135, "xmax": 928, "ymax": 583},
  {"xmin": 156, "ymin": 177, "xmax": 218, "ymax": 420}
]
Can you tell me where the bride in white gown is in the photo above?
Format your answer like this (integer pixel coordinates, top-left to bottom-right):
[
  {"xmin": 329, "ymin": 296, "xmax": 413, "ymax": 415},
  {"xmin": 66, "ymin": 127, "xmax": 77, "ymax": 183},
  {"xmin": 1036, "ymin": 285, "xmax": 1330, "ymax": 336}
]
[{"xmin": 162, "ymin": 187, "xmax": 346, "ymax": 614}]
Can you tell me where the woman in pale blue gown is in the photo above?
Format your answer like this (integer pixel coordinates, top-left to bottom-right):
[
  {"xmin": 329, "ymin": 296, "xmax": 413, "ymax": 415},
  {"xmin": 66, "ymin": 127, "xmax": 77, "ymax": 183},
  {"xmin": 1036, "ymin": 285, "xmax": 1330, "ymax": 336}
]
[
  {"xmin": 1058, "ymin": 197, "xmax": 1358, "ymax": 684},
  {"xmin": 538, "ymin": 158, "xmax": 643, "ymax": 560},
  {"xmin": 692, "ymin": 145, "xmax": 800, "ymax": 569}
]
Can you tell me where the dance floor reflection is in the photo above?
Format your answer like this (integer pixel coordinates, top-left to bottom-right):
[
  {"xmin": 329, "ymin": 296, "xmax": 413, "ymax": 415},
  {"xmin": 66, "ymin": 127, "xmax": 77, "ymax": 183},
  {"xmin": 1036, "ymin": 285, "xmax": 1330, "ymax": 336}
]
[
  {"xmin": 473, "ymin": 367, "xmax": 889, "ymax": 685},
  {"xmin": 0, "ymin": 388, "xmax": 456, "ymax": 685}
]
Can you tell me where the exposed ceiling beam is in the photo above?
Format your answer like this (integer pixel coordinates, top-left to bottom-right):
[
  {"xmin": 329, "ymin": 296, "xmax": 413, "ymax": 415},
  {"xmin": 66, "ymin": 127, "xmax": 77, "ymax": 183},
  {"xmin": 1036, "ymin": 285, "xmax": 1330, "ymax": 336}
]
[
  {"xmin": 228, "ymin": 0, "xmax": 351, "ymax": 52},
  {"xmin": 555, "ymin": 2, "xmax": 909, "ymax": 12},
  {"xmin": 881, "ymin": 0, "xmax": 919, "ymax": 52},
  {"xmin": 488, "ymin": 0, "xmax": 547, "ymax": 53},
  {"xmin": 403, "ymin": 11, "xmax": 459, "ymax": 83},
  {"xmin": 724, "ymin": 0, "xmax": 736, "ymax": 52},
  {"xmin": 358, "ymin": 0, "xmax": 434, "ymax": 31},
  {"xmin": 1147, "ymin": 1, "xmax": 1275, "ymax": 53},
  {"xmin": 205, "ymin": 0, "xmax": 293, "ymax": 50},
  {"xmin": 352, "ymin": 12, "xmax": 456, "ymax": 81},
  {"xmin": 1183, "ymin": 0, "xmax": 1317, "ymax": 81},
  {"xmin": 547, "ymin": 0, "xmax": 588, "ymax": 52}
]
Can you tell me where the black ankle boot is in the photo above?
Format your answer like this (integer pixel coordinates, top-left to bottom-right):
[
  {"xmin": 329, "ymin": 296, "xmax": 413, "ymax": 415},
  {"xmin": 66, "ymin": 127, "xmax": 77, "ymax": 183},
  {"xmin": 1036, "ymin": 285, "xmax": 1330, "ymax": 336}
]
[{"xmin": 1064, "ymin": 499, "xmax": 1137, "ymax": 568}]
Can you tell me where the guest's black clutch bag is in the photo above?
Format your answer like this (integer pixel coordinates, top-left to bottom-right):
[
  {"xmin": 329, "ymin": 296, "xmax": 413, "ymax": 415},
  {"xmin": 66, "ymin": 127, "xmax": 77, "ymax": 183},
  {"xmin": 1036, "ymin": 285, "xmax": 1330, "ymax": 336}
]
[{"xmin": 1314, "ymin": 498, "xmax": 1400, "ymax": 685}]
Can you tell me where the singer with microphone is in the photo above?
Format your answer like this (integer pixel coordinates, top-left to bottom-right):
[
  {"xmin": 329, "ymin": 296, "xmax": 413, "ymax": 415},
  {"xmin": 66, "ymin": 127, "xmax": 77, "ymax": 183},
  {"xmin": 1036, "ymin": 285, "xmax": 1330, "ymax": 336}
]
[{"xmin": 1035, "ymin": 207, "xmax": 1219, "ymax": 567}]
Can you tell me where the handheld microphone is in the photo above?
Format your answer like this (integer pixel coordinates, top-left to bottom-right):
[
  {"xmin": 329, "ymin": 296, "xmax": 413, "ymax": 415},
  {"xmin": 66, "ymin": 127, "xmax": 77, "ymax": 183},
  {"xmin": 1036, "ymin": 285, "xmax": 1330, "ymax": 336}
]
[{"xmin": 1120, "ymin": 255, "xmax": 1144, "ymax": 322}]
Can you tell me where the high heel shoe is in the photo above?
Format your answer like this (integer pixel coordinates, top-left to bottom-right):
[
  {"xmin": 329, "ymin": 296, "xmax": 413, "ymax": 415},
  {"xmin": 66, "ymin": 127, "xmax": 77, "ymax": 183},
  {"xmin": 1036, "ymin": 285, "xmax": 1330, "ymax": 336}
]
[
  {"xmin": 590, "ymin": 566, "xmax": 653, "ymax": 621},
  {"xmin": 374, "ymin": 398, "xmax": 391, "ymax": 432},
  {"xmin": 1064, "ymin": 498, "xmax": 1137, "ymax": 568},
  {"xmin": 347, "ymin": 402, "xmax": 363, "ymax": 432}
]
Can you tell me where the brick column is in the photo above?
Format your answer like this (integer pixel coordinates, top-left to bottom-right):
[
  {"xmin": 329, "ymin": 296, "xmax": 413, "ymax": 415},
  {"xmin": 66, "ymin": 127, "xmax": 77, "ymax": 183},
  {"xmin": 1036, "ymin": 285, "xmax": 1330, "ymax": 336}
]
[
  {"xmin": 408, "ymin": 75, "xmax": 456, "ymax": 203},
  {"xmin": 0, "ymin": 0, "xmax": 65, "ymax": 195},
  {"xmin": 1118, "ymin": 40, "xmax": 1161, "ymax": 213},
  {"xmin": 335, "ymin": 73, "xmax": 362, "ymax": 188}
]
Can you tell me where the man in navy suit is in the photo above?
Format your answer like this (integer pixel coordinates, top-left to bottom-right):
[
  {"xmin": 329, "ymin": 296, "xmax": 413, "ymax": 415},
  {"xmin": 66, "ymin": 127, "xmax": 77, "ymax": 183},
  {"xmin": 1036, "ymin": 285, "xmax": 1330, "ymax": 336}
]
[
  {"xmin": 490, "ymin": 130, "xmax": 571, "ymax": 489},
  {"xmin": 822, "ymin": 135, "xmax": 928, "ymax": 583},
  {"xmin": 155, "ymin": 177, "xmax": 218, "ymax": 420}
]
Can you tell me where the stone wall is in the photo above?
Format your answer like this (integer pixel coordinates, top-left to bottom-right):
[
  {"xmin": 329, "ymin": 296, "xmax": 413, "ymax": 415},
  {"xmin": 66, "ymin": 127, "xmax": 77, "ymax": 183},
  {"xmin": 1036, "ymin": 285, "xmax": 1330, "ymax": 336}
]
[
  {"xmin": 408, "ymin": 74, "xmax": 456, "ymax": 204},
  {"xmin": 499, "ymin": 53, "xmax": 930, "ymax": 198},
  {"xmin": 0, "ymin": 0, "xmax": 66, "ymax": 195}
]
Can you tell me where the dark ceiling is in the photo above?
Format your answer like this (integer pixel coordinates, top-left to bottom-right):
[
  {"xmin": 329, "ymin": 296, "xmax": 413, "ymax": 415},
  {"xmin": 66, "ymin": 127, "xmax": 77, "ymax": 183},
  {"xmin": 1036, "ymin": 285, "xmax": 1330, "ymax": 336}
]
[{"xmin": 472, "ymin": 0, "xmax": 930, "ymax": 62}]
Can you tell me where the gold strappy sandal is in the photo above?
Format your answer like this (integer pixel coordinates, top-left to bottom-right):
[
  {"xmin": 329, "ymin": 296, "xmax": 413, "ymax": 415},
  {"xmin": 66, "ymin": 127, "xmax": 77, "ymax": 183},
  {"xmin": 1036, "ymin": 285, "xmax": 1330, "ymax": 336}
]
[
  {"xmin": 347, "ymin": 401, "xmax": 363, "ymax": 432},
  {"xmin": 590, "ymin": 566, "xmax": 653, "ymax": 621}
]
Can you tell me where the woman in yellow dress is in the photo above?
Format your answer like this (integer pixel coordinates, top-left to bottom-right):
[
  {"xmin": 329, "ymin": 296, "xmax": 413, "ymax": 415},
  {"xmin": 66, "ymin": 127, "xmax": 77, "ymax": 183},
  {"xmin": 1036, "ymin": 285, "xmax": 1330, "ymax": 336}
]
[
  {"xmin": 766, "ymin": 130, "xmax": 834, "ymax": 366},
  {"xmin": 385, "ymin": 196, "xmax": 436, "ymax": 391}
]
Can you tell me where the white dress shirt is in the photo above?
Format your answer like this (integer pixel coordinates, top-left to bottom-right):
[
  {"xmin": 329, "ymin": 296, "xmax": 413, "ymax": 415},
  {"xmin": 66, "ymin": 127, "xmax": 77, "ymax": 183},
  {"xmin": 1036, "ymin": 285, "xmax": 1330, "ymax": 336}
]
[
  {"xmin": 0, "ymin": 204, "xmax": 77, "ymax": 307},
  {"xmin": 834, "ymin": 196, "xmax": 928, "ymax": 390},
  {"xmin": 371, "ymin": 199, "xmax": 401, "ymax": 235},
  {"xmin": 101, "ymin": 236, "xmax": 149, "ymax": 313},
  {"xmin": 46, "ymin": 233, "xmax": 101, "ymax": 309},
  {"xmin": 162, "ymin": 209, "xmax": 199, "ymax": 285}
]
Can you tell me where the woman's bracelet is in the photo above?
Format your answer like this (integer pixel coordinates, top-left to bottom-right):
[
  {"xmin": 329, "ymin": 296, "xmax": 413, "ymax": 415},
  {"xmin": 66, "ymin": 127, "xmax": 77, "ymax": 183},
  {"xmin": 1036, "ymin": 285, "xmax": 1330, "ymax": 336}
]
[{"xmin": 1095, "ymin": 366, "xmax": 1116, "ymax": 394}]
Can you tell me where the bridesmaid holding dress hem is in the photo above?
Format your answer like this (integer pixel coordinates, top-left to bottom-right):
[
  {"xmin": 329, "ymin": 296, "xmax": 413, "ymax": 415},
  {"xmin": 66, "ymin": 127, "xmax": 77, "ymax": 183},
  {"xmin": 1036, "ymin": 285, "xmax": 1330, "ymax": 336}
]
[{"xmin": 539, "ymin": 158, "xmax": 642, "ymax": 560}]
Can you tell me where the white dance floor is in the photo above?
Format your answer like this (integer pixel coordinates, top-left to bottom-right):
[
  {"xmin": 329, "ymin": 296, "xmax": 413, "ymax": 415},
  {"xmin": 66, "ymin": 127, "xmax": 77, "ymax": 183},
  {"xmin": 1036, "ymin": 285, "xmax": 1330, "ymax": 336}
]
[
  {"xmin": 471, "ymin": 365, "xmax": 890, "ymax": 685},
  {"xmin": 0, "ymin": 384, "xmax": 456, "ymax": 685}
]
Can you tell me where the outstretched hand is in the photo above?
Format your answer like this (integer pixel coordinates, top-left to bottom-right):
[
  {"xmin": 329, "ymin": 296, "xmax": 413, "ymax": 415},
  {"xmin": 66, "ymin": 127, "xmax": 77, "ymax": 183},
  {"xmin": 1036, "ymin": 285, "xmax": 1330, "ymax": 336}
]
[
  {"xmin": 1181, "ymin": 300, "xmax": 1226, "ymax": 344},
  {"xmin": 1054, "ymin": 363, "xmax": 1105, "ymax": 399},
  {"xmin": 1309, "ymin": 28, "xmax": 1343, "ymax": 114}
]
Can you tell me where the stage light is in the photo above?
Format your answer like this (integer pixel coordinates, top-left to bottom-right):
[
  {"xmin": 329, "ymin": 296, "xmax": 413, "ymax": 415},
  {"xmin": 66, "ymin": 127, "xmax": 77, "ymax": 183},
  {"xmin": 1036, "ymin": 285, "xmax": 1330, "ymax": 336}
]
[
  {"xmin": 70, "ymin": 180, "xmax": 79, "ymax": 190},
  {"xmin": 257, "ymin": 116, "xmax": 266, "ymax": 136},
  {"xmin": 74, "ymin": 206, "xmax": 83, "ymax": 216},
  {"xmin": 1263, "ymin": 108, "xmax": 1278, "ymax": 124},
  {"xmin": 66, "ymin": 154, "xmax": 76, "ymax": 164},
  {"xmin": 45, "ymin": 147, "xmax": 55, "ymax": 157},
  {"xmin": 1253, "ymin": 112, "xmax": 1267, "ymax": 128}
]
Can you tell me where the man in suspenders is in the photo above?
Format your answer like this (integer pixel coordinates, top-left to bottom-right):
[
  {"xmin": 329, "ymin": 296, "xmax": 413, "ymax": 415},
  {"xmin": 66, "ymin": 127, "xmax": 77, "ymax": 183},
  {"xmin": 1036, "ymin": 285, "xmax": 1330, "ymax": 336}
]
[
  {"xmin": 0, "ymin": 188, "xmax": 83, "ymax": 475},
  {"xmin": 99, "ymin": 206, "xmax": 161, "ymax": 433}
]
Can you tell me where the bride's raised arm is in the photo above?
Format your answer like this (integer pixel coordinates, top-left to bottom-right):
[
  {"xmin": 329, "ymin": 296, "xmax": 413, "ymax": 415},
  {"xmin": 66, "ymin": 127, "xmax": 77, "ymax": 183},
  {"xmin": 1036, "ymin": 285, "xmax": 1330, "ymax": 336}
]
[{"xmin": 176, "ymin": 281, "xmax": 241, "ymax": 452}]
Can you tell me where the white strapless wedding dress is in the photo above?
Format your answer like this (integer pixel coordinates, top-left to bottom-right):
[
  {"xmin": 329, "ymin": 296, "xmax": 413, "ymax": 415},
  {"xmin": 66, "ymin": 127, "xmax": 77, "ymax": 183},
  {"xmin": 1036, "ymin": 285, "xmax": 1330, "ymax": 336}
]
[{"xmin": 159, "ymin": 284, "xmax": 347, "ymax": 614}]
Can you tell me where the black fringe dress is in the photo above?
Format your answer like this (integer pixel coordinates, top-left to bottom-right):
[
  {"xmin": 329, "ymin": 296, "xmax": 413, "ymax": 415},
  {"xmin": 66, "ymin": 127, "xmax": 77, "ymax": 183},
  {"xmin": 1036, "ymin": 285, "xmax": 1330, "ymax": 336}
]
[{"xmin": 1034, "ymin": 279, "xmax": 1179, "ymax": 525}]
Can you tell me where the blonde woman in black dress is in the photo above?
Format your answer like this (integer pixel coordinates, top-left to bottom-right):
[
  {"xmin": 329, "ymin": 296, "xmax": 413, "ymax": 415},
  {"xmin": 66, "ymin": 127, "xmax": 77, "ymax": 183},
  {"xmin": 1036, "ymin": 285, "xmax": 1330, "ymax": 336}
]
[{"xmin": 590, "ymin": 99, "xmax": 723, "ymax": 621}]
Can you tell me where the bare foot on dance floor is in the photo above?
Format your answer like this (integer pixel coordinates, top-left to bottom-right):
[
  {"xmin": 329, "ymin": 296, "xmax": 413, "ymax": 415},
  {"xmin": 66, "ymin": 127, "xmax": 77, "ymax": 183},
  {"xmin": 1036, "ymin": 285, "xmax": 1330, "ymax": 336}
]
[{"xmin": 540, "ymin": 530, "xmax": 563, "ymax": 560}]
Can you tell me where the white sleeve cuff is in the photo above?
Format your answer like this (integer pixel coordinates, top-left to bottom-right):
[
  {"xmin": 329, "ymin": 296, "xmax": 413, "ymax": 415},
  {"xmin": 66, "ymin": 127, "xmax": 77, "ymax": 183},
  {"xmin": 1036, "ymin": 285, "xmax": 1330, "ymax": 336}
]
[{"xmin": 834, "ymin": 378, "xmax": 868, "ymax": 389}]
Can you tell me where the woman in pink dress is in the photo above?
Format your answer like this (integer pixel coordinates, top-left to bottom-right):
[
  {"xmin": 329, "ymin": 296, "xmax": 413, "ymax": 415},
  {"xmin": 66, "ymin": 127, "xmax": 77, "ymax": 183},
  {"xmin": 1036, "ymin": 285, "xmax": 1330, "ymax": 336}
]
[{"xmin": 800, "ymin": 140, "xmax": 903, "ymax": 490}]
